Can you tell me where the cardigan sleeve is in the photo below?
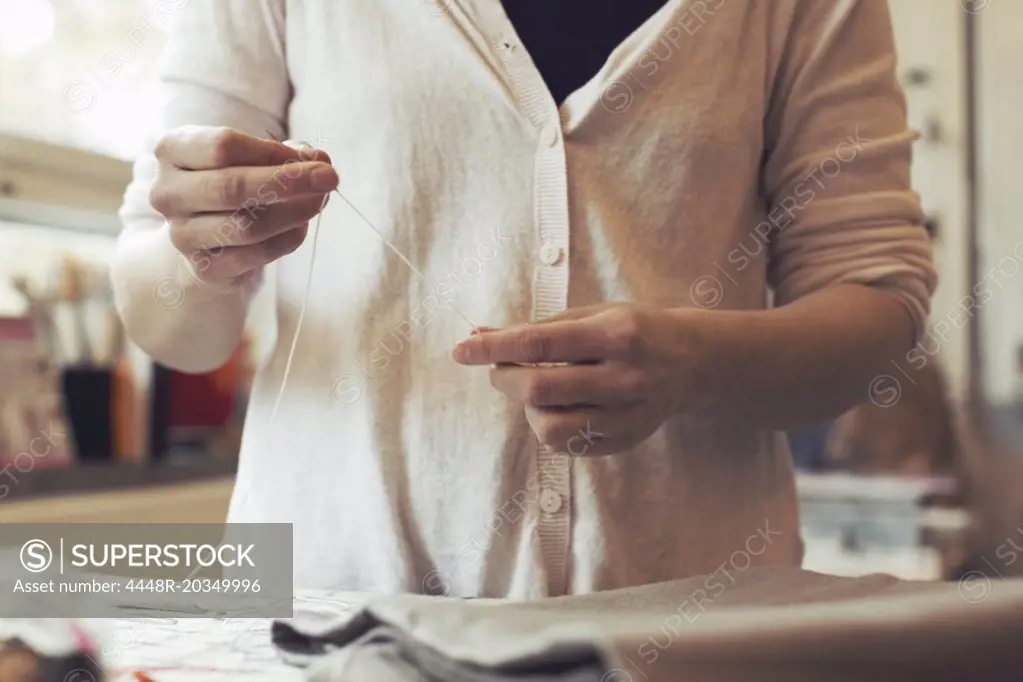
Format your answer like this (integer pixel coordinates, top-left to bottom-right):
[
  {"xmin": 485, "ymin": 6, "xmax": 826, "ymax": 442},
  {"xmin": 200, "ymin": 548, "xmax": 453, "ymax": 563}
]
[
  {"xmin": 762, "ymin": 0, "xmax": 937, "ymax": 343},
  {"xmin": 111, "ymin": 0, "xmax": 290, "ymax": 372}
]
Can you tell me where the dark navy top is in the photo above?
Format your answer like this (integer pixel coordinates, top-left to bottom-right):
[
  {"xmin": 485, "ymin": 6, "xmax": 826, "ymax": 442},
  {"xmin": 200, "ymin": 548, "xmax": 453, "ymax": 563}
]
[{"xmin": 500, "ymin": 1, "xmax": 668, "ymax": 104}]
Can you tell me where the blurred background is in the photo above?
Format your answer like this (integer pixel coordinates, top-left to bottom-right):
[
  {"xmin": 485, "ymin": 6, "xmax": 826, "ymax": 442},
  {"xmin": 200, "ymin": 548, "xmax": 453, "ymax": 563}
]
[{"xmin": 0, "ymin": 0, "xmax": 1020, "ymax": 583}]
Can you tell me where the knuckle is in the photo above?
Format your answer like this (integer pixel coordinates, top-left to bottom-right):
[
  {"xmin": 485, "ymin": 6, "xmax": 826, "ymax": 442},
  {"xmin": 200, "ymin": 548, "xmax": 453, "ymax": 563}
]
[
  {"xmin": 273, "ymin": 226, "xmax": 308, "ymax": 257},
  {"xmin": 222, "ymin": 211, "xmax": 254, "ymax": 245},
  {"xmin": 218, "ymin": 171, "xmax": 250, "ymax": 206},
  {"xmin": 618, "ymin": 370, "xmax": 646, "ymax": 397},
  {"xmin": 476, "ymin": 334, "xmax": 496, "ymax": 361},
  {"xmin": 606, "ymin": 311, "xmax": 642, "ymax": 354},
  {"xmin": 189, "ymin": 260, "xmax": 219, "ymax": 284},
  {"xmin": 148, "ymin": 170, "xmax": 180, "ymax": 216},
  {"xmin": 525, "ymin": 375, "xmax": 553, "ymax": 405},
  {"xmin": 206, "ymin": 216, "xmax": 236, "ymax": 249},
  {"xmin": 166, "ymin": 219, "xmax": 192, "ymax": 252},
  {"xmin": 148, "ymin": 182, "xmax": 172, "ymax": 215},
  {"xmin": 153, "ymin": 133, "xmax": 174, "ymax": 161},
  {"xmin": 517, "ymin": 330, "xmax": 550, "ymax": 364},
  {"xmin": 219, "ymin": 251, "xmax": 252, "ymax": 281},
  {"xmin": 209, "ymin": 127, "xmax": 241, "ymax": 167},
  {"xmin": 191, "ymin": 246, "xmax": 233, "ymax": 282}
]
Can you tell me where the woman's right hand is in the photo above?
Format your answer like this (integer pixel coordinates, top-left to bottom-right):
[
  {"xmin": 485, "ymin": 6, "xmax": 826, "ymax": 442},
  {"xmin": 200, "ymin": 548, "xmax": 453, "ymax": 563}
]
[{"xmin": 149, "ymin": 125, "xmax": 339, "ymax": 287}]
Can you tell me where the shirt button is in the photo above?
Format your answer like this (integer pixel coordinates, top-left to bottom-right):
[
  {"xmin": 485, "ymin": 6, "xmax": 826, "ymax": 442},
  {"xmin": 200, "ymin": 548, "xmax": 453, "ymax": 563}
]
[
  {"xmin": 539, "ymin": 241, "xmax": 563, "ymax": 266},
  {"xmin": 540, "ymin": 125, "xmax": 560, "ymax": 148},
  {"xmin": 539, "ymin": 488, "xmax": 563, "ymax": 514}
]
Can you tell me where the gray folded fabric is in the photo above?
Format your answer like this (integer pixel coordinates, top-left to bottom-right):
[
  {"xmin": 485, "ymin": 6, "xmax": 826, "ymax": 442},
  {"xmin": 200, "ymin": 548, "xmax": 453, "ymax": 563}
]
[{"xmin": 272, "ymin": 567, "xmax": 1023, "ymax": 682}]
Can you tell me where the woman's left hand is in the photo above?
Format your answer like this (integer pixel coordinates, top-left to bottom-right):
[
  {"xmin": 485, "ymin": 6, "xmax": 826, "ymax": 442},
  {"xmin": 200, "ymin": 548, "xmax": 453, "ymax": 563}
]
[{"xmin": 451, "ymin": 304, "xmax": 703, "ymax": 455}]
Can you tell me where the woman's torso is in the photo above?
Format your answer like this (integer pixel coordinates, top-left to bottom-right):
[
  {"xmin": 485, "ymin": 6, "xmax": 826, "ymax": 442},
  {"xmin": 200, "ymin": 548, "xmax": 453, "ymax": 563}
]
[{"xmin": 229, "ymin": 0, "xmax": 804, "ymax": 597}]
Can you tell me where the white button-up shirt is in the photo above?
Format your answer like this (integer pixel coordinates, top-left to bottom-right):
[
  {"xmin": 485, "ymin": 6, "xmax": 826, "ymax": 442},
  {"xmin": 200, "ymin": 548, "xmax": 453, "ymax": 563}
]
[{"xmin": 113, "ymin": 0, "xmax": 935, "ymax": 598}]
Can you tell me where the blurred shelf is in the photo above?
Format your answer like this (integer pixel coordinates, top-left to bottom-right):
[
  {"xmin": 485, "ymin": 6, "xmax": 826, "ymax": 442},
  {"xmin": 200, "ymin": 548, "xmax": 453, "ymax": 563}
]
[
  {"xmin": 0, "ymin": 132, "xmax": 130, "ymax": 235},
  {"xmin": 797, "ymin": 472, "xmax": 959, "ymax": 502},
  {"xmin": 0, "ymin": 478, "xmax": 233, "ymax": 525},
  {"xmin": 797, "ymin": 472, "xmax": 967, "ymax": 582},
  {"xmin": 0, "ymin": 457, "xmax": 238, "ymax": 503},
  {"xmin": 802, "ymin": 536, "xmax": 942, "ymax": 581},
  {"xmin": 0, "ymin": 197, "xmax": 121, "ymax": 236}
]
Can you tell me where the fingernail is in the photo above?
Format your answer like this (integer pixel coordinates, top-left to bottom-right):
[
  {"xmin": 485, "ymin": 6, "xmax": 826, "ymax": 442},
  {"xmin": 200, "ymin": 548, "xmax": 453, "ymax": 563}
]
[{"xmin": 311, "ymin": 166, "xmax": 338, "ymax": 192}]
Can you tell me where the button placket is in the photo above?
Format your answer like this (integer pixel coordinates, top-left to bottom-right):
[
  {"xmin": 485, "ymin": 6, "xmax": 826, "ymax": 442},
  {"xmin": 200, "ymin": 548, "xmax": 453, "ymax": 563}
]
[
  {"xmin": 539, "ymin": 450, "xmax": 570, "ymax": 513},
  {"xmin": 539, "ymin": 488, "xmax": 563, "ymax": 514},
  {"xmin": 539, "ymin": 241, "xmax": 563, "ymax": 266},
  {"xmin": 540, "ymin": 125, "xmax": 560, "ymax": 148},
  {"xmin": 528, "ymin": 90, "xmax": 572, "ymax": 598},
  {"xmin": 531, "ymin": 126, "xmax": 572, "ymax": 596},
  {"xmin": 477, "ymin": 7, "xmax": 573, "ymax": 597}
]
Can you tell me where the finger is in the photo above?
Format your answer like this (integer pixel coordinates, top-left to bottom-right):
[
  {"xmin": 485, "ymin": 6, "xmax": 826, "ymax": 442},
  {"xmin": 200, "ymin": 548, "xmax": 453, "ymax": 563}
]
[
  {"xmin": 532, "ymin": 305, "xmax": 611, "ymax": 324},
  {"xmin": 151, "ymin": 162, "xmax": 338, "ymax": 215},
  {"xmin": 156, "ymin": 126, "xmax": 332, "ymax": 170},
  {"xmin": 524, "ymin": 406, "xmax": 624, "ymax": 456},
  {"xmin": 452, "ymin": 318, "xmax": 608, "ymax": 365},
  {"xmin": 170, "ymin": 195, "xmax": 327, "ymax": 250},
  {"xmin": 489, "ymin": 364, "xmax": 643, "ymax": 407},
  {"xmin": 189, "ymin": 226, "xmax": 308, "ymax": 283},
  {"xmin": 461, "ymin": 307, "xmax": 599, "ymax": 341},
  {"xmin": 465, "ymin": 306, "xmax": 606, "ymax": 340}
]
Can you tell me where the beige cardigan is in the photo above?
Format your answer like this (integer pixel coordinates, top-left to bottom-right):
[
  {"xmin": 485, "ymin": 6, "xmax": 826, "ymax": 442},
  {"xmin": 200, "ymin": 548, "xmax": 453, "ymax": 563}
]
[{"xmin": 112, "ymin": 0, "xmax": 936, "ymax": 596}]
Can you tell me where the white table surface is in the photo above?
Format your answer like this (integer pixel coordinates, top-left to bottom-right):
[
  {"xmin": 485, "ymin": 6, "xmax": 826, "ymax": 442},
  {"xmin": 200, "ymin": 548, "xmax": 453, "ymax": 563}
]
[
  {"xmin": 87, "ymin": 591, "xmax": 360, "ymax": 682},
  {"xmin": 98, "ymin": 616, "xmax": 298, "ymax": 682}
]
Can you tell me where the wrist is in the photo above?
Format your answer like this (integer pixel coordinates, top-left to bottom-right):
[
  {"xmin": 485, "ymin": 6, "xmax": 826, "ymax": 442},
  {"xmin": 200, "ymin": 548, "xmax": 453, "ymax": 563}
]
[
  {"xmin": 662, "ymin": 306, "xmax": 722, "ymax": 416},
  {"xmin": 664, "ymin": 305, "xmax": 776, "ymax": 418}
]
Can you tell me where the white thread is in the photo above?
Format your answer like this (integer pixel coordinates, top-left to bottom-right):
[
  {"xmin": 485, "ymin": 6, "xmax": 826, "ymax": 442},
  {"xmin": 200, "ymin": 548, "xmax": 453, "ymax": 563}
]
[
  {"xmin": 266, "ymin": 141, "xmax": 476, "ymax": 432},
  {"xmin": 186, "ymin": 189, "xmax": 327, "ymax": 582},
  {"xmin": 332, "ymin": 191, "xmax": 478, "ymax": 330},
  {"xmin": 263, "ymin": 189, "xmax": 330, "ymax": 429},
  {"xmin": 266, "ymin": 186, "xmax": 478, "ymax": 429},
  {"xmin": 209, "ymin": 145, "xmax": 478, "ymax": 578}
]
